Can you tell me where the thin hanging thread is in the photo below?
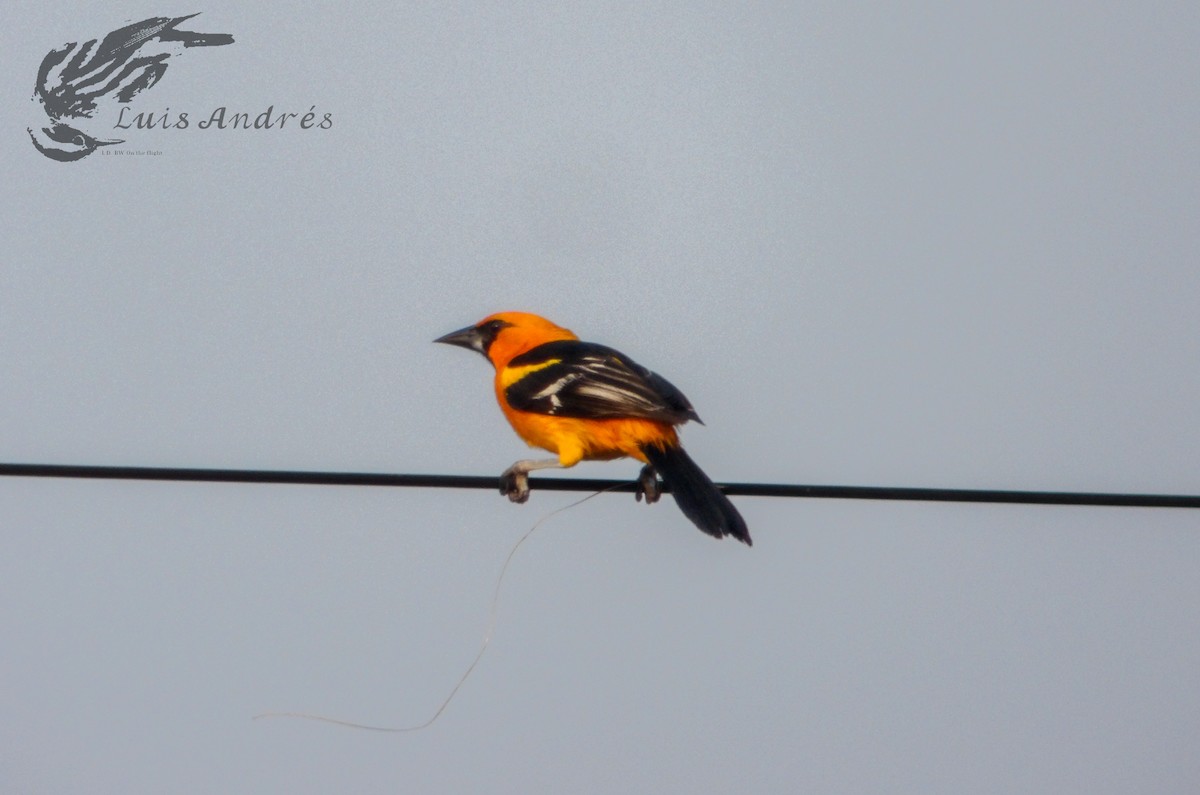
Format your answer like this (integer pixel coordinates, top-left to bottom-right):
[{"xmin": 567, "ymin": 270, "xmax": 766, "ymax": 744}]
[{"xmin": 252, "ymin": 486, "xmax": 615, "ymax": 732}]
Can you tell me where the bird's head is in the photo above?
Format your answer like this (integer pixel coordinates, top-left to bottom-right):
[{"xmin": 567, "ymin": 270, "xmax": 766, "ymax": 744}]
[
  {"xmin": 435, "ymin": 312, "xmax": 577, "ymax": 364},
  {"xmin": 27, "ymin": 122, "xmax": 123, "ymax": 162}
]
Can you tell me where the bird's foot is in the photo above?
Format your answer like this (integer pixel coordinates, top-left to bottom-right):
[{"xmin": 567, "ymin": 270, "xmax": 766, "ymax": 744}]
[
  {"xmin": 499, "ymin": 465, "xmax": 531, "ymax": 503},
  {"xmin": 635, "ymin": 464, "xmax": 662, "ymax": 504}
]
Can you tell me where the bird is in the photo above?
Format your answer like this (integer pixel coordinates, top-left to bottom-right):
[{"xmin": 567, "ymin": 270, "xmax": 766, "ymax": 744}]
[
  {"xmin": 435, "ymin": 312, "xmax": 751, "ymax": 545},
  {"xmin": 28, "ymin": 13, "xmax": 233, "ymax": 162}
]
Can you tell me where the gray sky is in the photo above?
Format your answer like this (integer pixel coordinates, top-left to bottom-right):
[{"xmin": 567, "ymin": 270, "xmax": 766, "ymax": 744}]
[{"xmin": 2, "ymin": 2, "xmax": 1198, "ymax": 793}]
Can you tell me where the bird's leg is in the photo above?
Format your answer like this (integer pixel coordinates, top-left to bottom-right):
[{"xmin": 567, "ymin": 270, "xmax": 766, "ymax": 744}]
[
  {"xmin": 636, "ymin": 463, "xmax": 662, "ymax": 504},
  {"xmin": 499, "ymin": 458, "xmax": 562, "ymax": 503}
]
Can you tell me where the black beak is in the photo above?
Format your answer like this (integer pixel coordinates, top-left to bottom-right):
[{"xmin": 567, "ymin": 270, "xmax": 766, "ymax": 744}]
[{"xmin": 434, "ymin": 324, "xmax": 485, "ymax": 354}]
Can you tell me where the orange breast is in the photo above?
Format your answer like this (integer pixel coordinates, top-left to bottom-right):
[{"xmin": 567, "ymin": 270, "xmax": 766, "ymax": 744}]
[{"xmin": 495, "ymin": 385, "xmax": 678, "ymax": 466}]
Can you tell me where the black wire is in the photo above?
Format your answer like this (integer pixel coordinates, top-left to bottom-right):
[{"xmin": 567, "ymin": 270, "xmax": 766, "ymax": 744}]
[{"xmin": 1, "ymin": 462, "xmax": 1197, "ymax": 508}]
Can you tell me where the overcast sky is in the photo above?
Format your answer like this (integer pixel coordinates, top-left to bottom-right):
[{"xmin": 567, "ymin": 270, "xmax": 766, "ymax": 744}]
[{"xmin": 2, "ymin": 3, "xmax": 1198, "ymax": 793}]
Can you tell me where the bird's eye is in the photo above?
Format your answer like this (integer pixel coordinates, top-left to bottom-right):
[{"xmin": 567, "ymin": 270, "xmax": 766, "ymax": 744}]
[{"xmin": 73, "ymin": 135, "xmax": 85, "ymax": 146}]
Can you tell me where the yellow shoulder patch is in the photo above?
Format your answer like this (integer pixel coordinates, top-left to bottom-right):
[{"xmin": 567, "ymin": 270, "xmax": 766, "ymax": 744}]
[{"xmin": 499, "ymin": 358, "xmax": 561, "ymax": 389}]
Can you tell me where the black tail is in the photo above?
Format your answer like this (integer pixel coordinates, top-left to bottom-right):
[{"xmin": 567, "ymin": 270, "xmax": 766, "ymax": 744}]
[{"xmin": 640, "ymin": 443, "xmax": 751, "ymax": 546}]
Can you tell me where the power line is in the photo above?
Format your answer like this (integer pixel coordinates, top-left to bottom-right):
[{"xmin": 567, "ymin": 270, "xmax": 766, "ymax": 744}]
[{"xmin": 1, "ymin": 462, "xmax": 1197, "ymax": 508}]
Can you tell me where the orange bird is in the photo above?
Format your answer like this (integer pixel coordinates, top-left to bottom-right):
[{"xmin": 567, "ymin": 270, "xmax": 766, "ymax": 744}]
[{"xmin": 435, "ymin": 312, "xmax": 750, "ymax": 545}]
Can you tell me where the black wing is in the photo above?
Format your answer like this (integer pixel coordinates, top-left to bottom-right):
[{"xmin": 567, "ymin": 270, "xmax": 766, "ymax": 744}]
[{"xmin": 505, "ymin": 340, "xmax": 702, "ymax": 425}]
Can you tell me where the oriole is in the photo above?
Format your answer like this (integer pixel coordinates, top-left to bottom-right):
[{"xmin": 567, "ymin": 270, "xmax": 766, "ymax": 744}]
[{"xmin": 435, "ymin": 312, "xmax": 751, "ymax": 545}]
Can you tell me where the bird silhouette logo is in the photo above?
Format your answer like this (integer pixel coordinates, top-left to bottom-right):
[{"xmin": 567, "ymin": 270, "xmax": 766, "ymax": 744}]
[{"xmin": 28, "ymin": 13, "xmax": 233, "ymax": 162}]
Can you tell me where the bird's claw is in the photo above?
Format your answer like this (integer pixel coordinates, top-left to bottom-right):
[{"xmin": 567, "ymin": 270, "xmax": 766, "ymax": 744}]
[
  {"xmin": 500, "ymin": 466, "xmax": 531, "ymax": 503},
  {"xmin": 636, "ymin": 464, "xmax": 662, "ymax": 504}
]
